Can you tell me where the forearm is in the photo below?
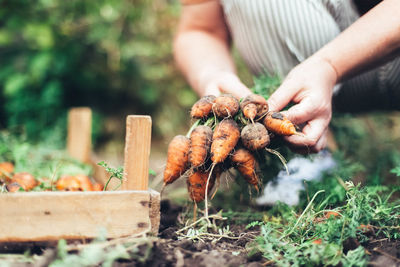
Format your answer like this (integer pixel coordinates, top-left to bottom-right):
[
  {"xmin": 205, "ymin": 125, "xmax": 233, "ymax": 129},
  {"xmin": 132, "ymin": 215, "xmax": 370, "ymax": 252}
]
[
  {"xmin": 174, "ymin": 30, "xmax": 236, "ymax": 96},
  {"xmin": 314, "ymin": 0, "xmax": 400, "ymax": 82}
]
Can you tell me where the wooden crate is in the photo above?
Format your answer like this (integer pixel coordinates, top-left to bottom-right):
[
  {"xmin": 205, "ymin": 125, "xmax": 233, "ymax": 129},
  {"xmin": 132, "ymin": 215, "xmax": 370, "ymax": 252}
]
[{"xmin": 0, "ymin": 112, "xmax": 160, "ymax": 242}]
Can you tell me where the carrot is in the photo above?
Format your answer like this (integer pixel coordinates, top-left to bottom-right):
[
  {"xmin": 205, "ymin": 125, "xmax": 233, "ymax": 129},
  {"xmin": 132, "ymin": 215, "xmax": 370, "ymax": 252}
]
[
  {"xmin": 0, "ymin": 162, "xmax": 14, "ymax": 181},
  {"xmin": 56, "ymin": 175, "xmax": 82, "ymax": 191},
  {"xmin": 187, "ymin": 169, "xmax": 217, "ymax": 203},
  {"xmin": 189, "ymin": 125, "xmax": 213, "ymax": 168},
  {"xmin": 191, "ymin": 95, "xmax": 216, "ymax": 119},
  {"xmin": 74, "ymin": 174, "xmax": 94, "ymax": 191},
  {"xmin": 212, "ymin": 94, "xmax": 239, "ymax": 118},
  {"xmin": 211, "ymin": 119, "xmax": 240, "ymax": 164},
  {"xmin": 240, "ymin": 94, "xmax": 269, "ymax": 121},
  {"xmin": 263, "ymin": 112, "xmax": 297, "ymax": 136},
  {"xmin": 92, "ymin": 183, "xmax": 104, "ymax": 191},
  {"xmin": 163, "ymin": 135, "xmax": 190, "ymax": 185},
  {"xmin": 11, "ymin": 172, "xmax": 37, "ymax": 191},
  {"xmin": 231, "ymin": 148, "xmax": 260, "ymax": 190},
  {"xmin": 240, "ymin": 122, "xmax": 270, "ymax": 151},
  {"xmin": 6, "ymin": 182, "xmax": 22, "ymax": 192}
]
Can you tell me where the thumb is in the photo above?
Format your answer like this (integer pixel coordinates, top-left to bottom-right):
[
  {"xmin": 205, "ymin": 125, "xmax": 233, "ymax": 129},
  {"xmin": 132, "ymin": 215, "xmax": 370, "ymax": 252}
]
[{"xmin": 267, "ymin": 81, "xmax": 297, "ymax": 112}]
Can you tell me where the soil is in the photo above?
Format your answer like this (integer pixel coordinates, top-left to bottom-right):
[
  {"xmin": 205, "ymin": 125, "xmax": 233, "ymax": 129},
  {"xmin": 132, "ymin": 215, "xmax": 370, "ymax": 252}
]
[
  {"xmin": 0, "ymin": 199, "xmax": 399, "ymax": 267},
  {"xmin": 114, "ymin": 200, "xmax": 400, "ymax": 267}
]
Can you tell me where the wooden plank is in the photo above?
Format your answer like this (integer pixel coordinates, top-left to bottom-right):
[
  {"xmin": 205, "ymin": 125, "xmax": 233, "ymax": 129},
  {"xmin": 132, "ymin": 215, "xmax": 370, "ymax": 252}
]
[
  {"xmin": 122, "ymin": 116, "xmax": 152, "ymax": 191},
  {"xmin": 149, "ymin": 189, "xmax": 161, "ymax": 235},
  {"xmin": 67, "ymin": 107, "xmax": 92, "ymax": 163},
  {"xmin": 0, "ymin": 191, "xmax": 151, "ymax": 242}
]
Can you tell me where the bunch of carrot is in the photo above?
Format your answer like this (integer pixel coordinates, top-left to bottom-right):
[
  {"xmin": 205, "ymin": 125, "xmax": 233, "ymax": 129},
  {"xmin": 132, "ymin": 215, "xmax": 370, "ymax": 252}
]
[
  {"xmin": 163, "ymin": 93, "xmax": 300, "ymax": 210},
  {"xmin": 0, "ymin": 162, "xmax": 103, "ymax": 192}
]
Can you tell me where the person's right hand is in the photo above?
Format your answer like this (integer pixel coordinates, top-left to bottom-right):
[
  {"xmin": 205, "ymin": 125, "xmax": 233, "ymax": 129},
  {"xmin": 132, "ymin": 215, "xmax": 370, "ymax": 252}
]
[
  {"xmin": 201, "ymin": 71, "xmax": 252, "ymax": 99},
  {"xmin": 267, "ymin": 56, "xmax": 338, "ymax": 153}
]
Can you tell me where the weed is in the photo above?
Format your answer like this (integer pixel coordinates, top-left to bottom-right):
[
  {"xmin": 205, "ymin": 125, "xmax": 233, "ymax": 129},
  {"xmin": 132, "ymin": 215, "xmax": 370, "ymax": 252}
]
[{"xmin": 247, "ymin": 181, "xmax": 400, "ymax": 266}]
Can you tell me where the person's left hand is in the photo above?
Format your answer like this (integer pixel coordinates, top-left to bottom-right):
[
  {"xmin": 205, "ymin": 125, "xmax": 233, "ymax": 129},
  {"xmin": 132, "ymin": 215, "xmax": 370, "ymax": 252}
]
[{"xmin": 267, "ymin": 56, "xmax": 338, "ymax": 153}]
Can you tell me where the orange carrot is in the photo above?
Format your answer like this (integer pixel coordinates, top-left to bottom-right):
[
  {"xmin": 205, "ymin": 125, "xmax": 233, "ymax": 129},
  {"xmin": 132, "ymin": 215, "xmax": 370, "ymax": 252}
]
[
  {"xmin": 189, "ymin": 125, "xmax": 213, "ymax": 168},
  {"xmin": 74, "ymin": 174, "xmax": 94, "ymax": 191},
  {"xmin": 0, "ymin": 162, "xmax": 14, "ymax": 181},
  {"xmin": 6, "ymin": 182, "xmax": 22, "ymax": 192},
  {"xmin": 240, "ymin": 122, "xmax": 270, "ymax": 151},
  {"xmin": 231, "ymin": 148, "xmax": 260, "ymax": 190},
  {"xmin": 212, "ymin": 94, "xmax": 239, "ymax": 118},
  {"xmin": 240, "ymin": 94, "xmax": 269, "ymax": 120},
  {"xmin": 187, "ymin": 169, "xmax": 217, "ymax": 203},
  {"xmin": 163, "ymin": 135, "xmax": 190, "ymax": 185},
  {"xmin": 92, "ymin": 183, "xmax": 104, "ymax": 191},
  {"xmin": 11, "ymin": 172, "xmax": 37, "ymax": 191},
  {"xmin": 191, "ymin": 95, "xmax": 216, "ymax": 119},
  {"xmin": 56, "ymin": 175, "xmax": 82, "ymax": 191},
  {"xmin": 263, "ymin": 112, "xmax": 297, "ymax": 136},
  {"xmin": 211, "ymin": 119, "xmax": 240, "ymax": 164}
]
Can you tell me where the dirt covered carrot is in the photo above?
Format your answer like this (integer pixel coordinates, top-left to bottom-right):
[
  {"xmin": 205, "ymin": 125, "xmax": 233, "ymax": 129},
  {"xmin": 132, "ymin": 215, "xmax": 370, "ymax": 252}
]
[
  {"xmin": 231, "ymin": 148, "xmax": 260, "ymax": 190},
  {"xmin": 212, "ymin": 94, "xmax": 239, "ymax": 118},
  {"xmin": 163, "ymin": 135, "xmax": 190, "ymax": 185},
  {"xmin": 211, "ymin": 119, "xmax": 240, "ymax": 164},
  {"xmin": 187, "ymin": 168, "xmax": 219, "ymax": 203},
  {"xmin": 240, "ymin": 94, "xmax": 269, "ymax": 121},
  {"xmin": 263, "ymin": 112, "xmax": 297, "ymax": 136},
  {"xmin": 11, "ymin": 172, "xmax": 37, "ymax": 191},
  {"xmin": 189, "ymin": 125, "xmax": 213, "ymax": 168},
  {"xmin": 241, "ymin": 122, "xmax": 270, "ymax": 151},
  {"xmin": 191, "ymin": 95, "xmax": 216, "ymax": 119}
]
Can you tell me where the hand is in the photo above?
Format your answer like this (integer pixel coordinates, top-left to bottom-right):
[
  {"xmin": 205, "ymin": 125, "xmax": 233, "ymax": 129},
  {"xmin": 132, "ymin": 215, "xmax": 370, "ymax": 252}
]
[
  {"xmin": 267, "ymin": 56, "xmax": 338, "ymax": 153},
  {"xmin": 201, "ymin": 71, "xmax": 252, "ymax": 99}
]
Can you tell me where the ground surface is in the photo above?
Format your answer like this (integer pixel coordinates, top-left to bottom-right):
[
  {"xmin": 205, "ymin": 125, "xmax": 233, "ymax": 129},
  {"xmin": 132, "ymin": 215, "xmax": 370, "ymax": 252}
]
[{"xmin": 0, "ymin": 200, "xmax": 399, "ymax": 267}]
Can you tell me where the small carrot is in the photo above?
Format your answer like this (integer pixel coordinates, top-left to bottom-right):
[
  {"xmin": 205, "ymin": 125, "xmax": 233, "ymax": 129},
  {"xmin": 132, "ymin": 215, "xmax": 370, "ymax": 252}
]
[
  {"xmin": 212, "ymin": 94, "xmax": 239, "ymax": 118},
  {"xmin": 240, "ymin": 94, "xmax": 269, "ymax": 121},
  {"xmin": 231, "ymin": 148, "xmax": 260, "ymax": 190},
  {"xmin": 211, "ymin": 119, "xmax": 240, "ymax": 164},
  {"xmin": 191, "ymin": 95, "xmax": 216, "ymax": 119},
  {"xmin": 74, "ymin": 174, "xmax": 94, "ymax": 191},
  {"xmin": 11, "ymin": 172, "xmax": 37, "ymax": 191},
  {"xmin": 187, "ymin": 169, "xmax": 216, "ymax": 203},
  {"xmin": 189, "ymin": 125, "xmax": 213, "ymax": 168},
  {"xmin": 163, "ymin": 135, "xmax": 190, "ymax": 185},
  {"xmin": 240, "ymin": 122, "xmax": 270, "ymax": 151},
  {"xmin": 56, "ymin": 175, "xmax": 82, "ymax": 191},
  {"xmin": 263, "ymin": 112, "xmax": 297, "ymax": 136},
  {"xmin": 6, "ymin": 182, "xmax": 22, "ymax": 192},
  {"xmin": 0, "ymin": 162, "xmax": 14, "ymax": 181},
  {"xmin": 92, "ymin": 183, "xmax": 104, "ymax": 191}
]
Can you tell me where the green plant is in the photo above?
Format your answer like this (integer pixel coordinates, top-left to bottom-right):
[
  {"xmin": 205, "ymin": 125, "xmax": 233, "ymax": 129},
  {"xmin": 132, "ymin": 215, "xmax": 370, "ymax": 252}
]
[{"xmin": 248, "ymin": 182, "xmax": 400, "ymax": 266}]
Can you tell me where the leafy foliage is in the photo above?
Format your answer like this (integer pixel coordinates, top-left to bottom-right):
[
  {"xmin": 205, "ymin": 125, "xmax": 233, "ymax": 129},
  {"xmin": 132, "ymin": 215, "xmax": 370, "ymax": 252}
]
[
  {"xmin": 0, "ymin": 0, "xmax": 196, "ymax": 143},
  {"xmin": 248, "ymin": 182, "xmax": 400, "ymax": 266}
]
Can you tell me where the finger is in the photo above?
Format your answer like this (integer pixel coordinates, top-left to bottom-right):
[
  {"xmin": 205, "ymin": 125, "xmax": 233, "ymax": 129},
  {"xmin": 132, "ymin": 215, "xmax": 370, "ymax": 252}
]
[
  {"xmin": 267, "ymin": 80, "xmax": 297, "ymax": 111},
  {"xmin": 285, "ymin": 118, "xmax": 327, "ymax": 147},
  {"xmin": 281, "ymin": 99, "xmax": 317, "ymax": 125},
  {"xmin": 204, "ymin": 83, "xmax": 221, "ymax": 97},
  {"xmin": 219, "ymin": 78, "xmax": 252, "ymax": 99},
  {"xmin": 287, "ymin": 128, "xmax": 327, "ymax": 154}
]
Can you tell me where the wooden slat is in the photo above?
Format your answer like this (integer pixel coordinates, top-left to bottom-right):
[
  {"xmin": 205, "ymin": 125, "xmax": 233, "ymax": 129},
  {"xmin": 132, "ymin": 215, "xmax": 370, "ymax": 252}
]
[
  {"xmin": 0, "ymin": 191, "xmax": 151, "ymax": 242},
  {"xmin": 122, "ymin": 116, "xmax": 152, "ymax": 191},
  {"xmin": 67, "ymin": 108, "xmax": 92, "ymax": 163}
]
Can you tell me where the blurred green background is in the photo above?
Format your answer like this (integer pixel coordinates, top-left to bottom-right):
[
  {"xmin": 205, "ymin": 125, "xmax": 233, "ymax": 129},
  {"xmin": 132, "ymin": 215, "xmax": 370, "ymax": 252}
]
[{"xmin": 0, "ymin": 0, "xmax": 201, "ymax": 151}]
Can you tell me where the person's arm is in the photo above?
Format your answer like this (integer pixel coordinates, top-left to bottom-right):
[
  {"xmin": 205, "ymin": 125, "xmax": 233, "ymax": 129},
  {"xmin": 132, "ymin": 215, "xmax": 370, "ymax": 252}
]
[
  {"xmin": 268, "ymin": 0, "xmax": 400, "ymax": 153},
  {"xmin": 173, "ymin": 0, "xmax": 252, "ymax": 98}
]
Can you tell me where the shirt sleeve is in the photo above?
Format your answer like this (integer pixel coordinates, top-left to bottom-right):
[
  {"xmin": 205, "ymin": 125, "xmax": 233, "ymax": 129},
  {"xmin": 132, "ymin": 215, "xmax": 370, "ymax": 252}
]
[{"xmin": 180, "ymin": 0, "xmax": 215, "ymax": 5}]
